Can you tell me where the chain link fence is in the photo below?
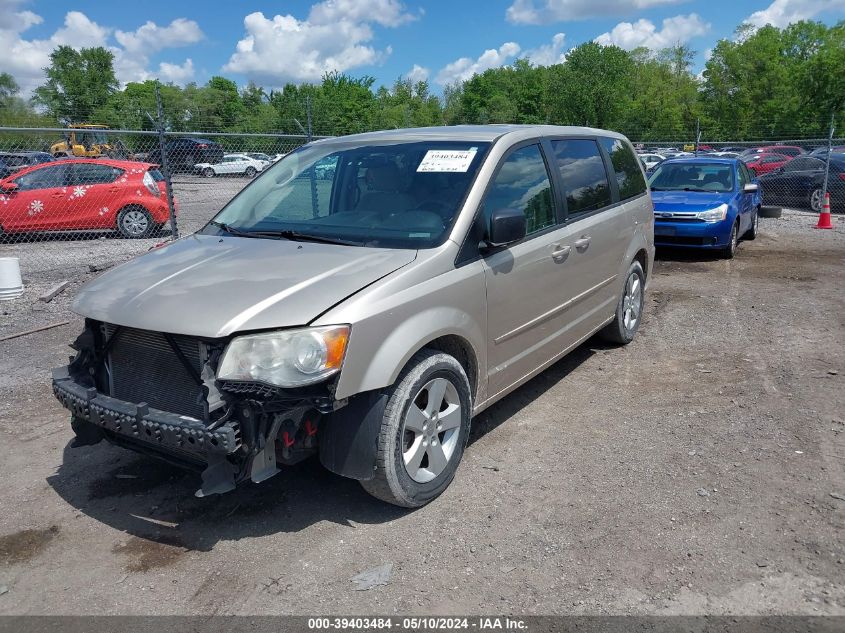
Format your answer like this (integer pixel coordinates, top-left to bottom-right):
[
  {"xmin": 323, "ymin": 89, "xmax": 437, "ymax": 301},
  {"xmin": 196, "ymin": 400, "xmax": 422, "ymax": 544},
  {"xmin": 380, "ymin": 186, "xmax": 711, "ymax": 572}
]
[
  {"xmin": 0, "ymin": 126, "xmax": 320, "ymax": 291},
  {"xmin": 0, "ymin": 118, "xmax": 841, "ymax": 304}
]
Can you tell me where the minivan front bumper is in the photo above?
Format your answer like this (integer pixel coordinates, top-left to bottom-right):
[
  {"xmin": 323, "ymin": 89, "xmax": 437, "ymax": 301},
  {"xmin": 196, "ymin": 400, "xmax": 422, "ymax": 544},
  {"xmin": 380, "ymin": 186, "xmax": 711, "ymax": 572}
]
[{"xmin": 52, "ymin": 366, "xmax": 241, "ymax": 464}]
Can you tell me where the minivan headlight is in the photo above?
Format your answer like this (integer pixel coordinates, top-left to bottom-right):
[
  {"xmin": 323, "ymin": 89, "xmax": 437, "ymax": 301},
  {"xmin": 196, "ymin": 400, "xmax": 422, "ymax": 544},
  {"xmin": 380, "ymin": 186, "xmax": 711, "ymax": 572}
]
[
  {"xmin": 217, "ymin": 325, "xmax": 350, "ymax": 387},
  {"xmin": 697, "ymin": 204, "xmax": 728, "ymax": 222}
]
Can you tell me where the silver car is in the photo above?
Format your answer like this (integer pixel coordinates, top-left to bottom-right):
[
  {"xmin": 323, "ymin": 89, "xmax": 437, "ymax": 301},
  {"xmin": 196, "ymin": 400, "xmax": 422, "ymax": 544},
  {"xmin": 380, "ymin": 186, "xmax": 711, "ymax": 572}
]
[{"xmin": 53, "ymin": 125, "xmax": 654, "ymax": 507}]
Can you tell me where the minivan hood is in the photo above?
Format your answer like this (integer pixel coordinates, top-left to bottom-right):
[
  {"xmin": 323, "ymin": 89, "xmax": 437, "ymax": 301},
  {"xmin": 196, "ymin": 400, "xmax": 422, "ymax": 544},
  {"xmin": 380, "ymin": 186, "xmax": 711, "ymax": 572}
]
[
  {"xmin": 651, "ymin": 190, "xmax": 734, "ymax": 213},
  {"xmin": 73, "ymin": 234, "xmax": 417, "ymax": 338}
]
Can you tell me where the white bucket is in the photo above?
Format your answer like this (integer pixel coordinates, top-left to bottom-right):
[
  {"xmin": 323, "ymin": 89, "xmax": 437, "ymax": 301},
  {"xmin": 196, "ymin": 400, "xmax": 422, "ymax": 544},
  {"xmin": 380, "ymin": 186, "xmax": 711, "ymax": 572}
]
[{"xmin": 0, "ymin": 257, "xmax": 24, "ymax": 300}]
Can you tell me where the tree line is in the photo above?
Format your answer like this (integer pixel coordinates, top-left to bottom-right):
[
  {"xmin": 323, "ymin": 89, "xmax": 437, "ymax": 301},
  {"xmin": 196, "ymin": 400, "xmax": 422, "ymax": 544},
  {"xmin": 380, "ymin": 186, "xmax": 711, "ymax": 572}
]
[{"xmin": 0, "ymin": 19, "xmax": 842, "ymax": 143}]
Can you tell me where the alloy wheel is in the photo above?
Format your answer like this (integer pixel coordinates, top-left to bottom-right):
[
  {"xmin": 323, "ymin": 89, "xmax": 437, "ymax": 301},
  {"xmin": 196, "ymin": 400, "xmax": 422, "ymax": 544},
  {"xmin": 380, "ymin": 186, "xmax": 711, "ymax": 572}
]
[
  {"xmin": 122, "ymin": 210, "xmax": 149, "ymax": 237},
  {"xmin": 621, "ymin": 272, "xmax": 643, "ymax": 332},
  {"xmin": 401, "ymin": 377, "xmax": 462, "ymax": 483},
  {"xmin": 810, "ymin": 189, "xmax": 823, "ymax": 212}
]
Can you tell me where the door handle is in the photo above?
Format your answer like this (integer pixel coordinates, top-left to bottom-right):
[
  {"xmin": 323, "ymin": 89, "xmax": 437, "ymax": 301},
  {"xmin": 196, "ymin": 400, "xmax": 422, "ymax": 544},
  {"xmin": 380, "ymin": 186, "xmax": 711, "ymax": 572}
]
[
  {"xmin": 551, "ymin": 245, "xmax": 571, "ymax": 262},
  {"xmin": 574, "ymin": 236, "xmax": 592, "ymax": 250}
]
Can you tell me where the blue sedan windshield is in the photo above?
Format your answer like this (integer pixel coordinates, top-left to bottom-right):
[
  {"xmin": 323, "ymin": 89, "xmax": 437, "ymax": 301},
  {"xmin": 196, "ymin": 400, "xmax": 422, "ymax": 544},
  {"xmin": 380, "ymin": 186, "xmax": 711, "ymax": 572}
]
[{"xmin": 649, "ymin": 163, "xmax": 735, "ymax": 193}]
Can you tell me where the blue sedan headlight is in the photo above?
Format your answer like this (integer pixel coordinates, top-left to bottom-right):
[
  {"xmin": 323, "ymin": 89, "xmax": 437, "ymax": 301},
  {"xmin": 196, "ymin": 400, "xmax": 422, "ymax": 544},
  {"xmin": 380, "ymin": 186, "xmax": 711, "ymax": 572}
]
[{"xmin": 697, "ymin": 204, "xmax": 729, "ymax": 222}]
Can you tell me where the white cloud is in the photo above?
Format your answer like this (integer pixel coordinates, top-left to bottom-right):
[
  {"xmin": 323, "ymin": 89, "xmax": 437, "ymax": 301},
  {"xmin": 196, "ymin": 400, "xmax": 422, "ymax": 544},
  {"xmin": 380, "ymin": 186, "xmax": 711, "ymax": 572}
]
[
  {"xmin": 405, "ymin": 64, "xmax": 430, "ymax": 83},
  {"xmin": 594, "ymin": 14, "xmax": 710, "ymax": 50},
  {"xmin": 158, "ymin": 59, "xmax": 195, "ymax": 85},
  {"xmin": 745, "ymin": 0, "xmax": 845, "ymax": 28},
  {"xmin": 223, "ymin": 1, "xmax": 414, "ymax": 85},
  {"xmin": 115, "ymin": 18, "xmax": 203, "ymax": 55},
  {"xmin": 435, "ymin": 42, "xmax": 521, "ymax": 85},
  {"xmin": 308, "ymin": 0, "xmax": 417, "ymax": 27},
  {"xmin": 0, "ymin": 3, "xmax": 203, "ymax": 95},
  {"xmin": 525, "ymin": 33, "xmax": 567, "ymax": 66},
  {"xmin": 506, "ymin": 0, "xmax": 684, "ymax": 24}
]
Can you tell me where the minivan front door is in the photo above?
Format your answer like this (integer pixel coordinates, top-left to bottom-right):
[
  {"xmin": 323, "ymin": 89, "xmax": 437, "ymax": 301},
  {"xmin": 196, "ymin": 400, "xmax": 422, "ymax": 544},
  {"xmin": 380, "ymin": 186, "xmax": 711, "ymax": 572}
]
[{"xmin": 481, "ymin": 143, "xmax": 598, "ymax": 401}]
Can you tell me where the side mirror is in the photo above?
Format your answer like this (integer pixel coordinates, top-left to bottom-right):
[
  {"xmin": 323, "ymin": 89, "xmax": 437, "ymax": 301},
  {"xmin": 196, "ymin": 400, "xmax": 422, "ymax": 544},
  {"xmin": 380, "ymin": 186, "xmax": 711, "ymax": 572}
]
[
  {"xmin": 743, "ymin": 183, "xmax": 759, "ymax": 194},
  {"xmin": 0, "ymin": 182, "xmax": 19, "ymax": 195},
  {"xmin": 487, "ymin": 207, "xmax": 526, "ymax": 247}
]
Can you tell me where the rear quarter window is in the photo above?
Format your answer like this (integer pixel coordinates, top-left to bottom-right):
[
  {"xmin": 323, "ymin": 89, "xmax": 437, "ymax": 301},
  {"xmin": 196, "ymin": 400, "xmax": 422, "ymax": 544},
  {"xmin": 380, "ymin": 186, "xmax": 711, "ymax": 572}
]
[{"xmin": 600, "ymin": 137, "xmax": 647, "ymax": 200}]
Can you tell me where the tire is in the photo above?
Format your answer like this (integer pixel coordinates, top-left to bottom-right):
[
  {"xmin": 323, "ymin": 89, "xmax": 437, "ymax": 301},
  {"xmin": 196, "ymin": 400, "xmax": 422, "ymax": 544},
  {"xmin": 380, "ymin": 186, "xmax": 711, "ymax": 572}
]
[
  {"xmin": 202, "ymin": 167, "xmax": 215, "ymax": 178},
  {"xmin": 721, "ymin": 220, "xmax": 739, "ymax": 259},
  {"xmin": 117, "ymin": 206, "xmax": 154, "ymax": 239},
  {"xmin": 244, "ymin": 166, "xmax": 257, "ymax": 178},
  {"xmin": 759, "ymin": 206, "xmax": 782, "ymax": 219},
  {"xmin": 599, "ymin": 260, "xmax": 645, "ymax": 345},
  {"xmin": 360, "ymin": 350, "xmax": 472, "ymax": 508},
  {"xmin": 809, "ymin": 188, "xmax": 823, "ymax": 212},
  {"xmin": 744, "ymin": 208, "xmax": 760, "ymax": 240}
]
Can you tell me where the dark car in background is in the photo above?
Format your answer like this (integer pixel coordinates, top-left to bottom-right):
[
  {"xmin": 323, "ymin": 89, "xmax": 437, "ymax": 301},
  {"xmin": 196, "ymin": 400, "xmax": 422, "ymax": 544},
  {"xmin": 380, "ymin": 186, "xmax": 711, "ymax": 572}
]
[
  {"xmin": 0, "ymin": 151, "xmax": 55, "ymax": 173},
  {"xmin": 809, "ymin": 145, "xmax": 845, "ymax": 157},
  {"xmin": 758, "ymin": 154, "xmax": 845, "ymax": 211},
  {"xmin": 147, "ymin": 138, "xmax": 224, "ymax": 172}
]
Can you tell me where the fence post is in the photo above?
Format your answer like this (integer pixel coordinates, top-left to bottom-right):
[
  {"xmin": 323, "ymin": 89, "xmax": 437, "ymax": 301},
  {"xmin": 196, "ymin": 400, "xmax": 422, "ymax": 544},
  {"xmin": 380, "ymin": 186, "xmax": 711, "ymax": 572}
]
[
  {"xmin": 694, "ymin": 118, "xmax": 700, "ymax": 156},
  {"xmin": 820, "ymin": 112, "xmax": 835, "ymax": 209},
  {"xmin": 154, "ymin": 82, "xmax": 179, "ymax": 239}
]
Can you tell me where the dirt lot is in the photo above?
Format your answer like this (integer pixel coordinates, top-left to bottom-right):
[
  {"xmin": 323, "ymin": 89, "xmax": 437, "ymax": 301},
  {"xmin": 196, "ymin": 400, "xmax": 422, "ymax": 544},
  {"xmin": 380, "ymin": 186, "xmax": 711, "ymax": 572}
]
[{"xmin": 0, "ymin": 209, "xmax": 843, "ymax": 615}]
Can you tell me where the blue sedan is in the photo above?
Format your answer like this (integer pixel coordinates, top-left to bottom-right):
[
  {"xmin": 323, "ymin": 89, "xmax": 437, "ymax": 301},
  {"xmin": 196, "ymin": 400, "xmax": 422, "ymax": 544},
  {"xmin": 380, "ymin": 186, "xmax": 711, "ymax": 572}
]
[{"xmin": 648, "ymin": 158, "xmax": 762, "ymax": 258}]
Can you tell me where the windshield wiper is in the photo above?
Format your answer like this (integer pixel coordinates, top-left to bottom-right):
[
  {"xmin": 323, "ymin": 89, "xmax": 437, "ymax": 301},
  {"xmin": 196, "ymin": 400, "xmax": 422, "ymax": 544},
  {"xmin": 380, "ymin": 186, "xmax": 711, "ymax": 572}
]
[
  {"xmin": 208, "ymin": 220, "xmax": 261, "ymax": 238},
  {"xmin": 209, "ymin": 221, "xmax": 361, "ymax": 246},
  {"xmin": 681, "ymin": 187, "xmax": 711, "ymax": 192},
  {"xmin": 247, "ymin": 229, "xmax": 362, "ymax": 247}
]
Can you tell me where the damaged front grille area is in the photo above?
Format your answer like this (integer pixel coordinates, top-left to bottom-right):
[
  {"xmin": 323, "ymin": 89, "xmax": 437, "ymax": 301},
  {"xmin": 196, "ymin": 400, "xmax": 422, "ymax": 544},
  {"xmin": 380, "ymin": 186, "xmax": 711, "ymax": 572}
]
[
  {"xmin": 53, "ymin": 319, "xmax": 342, "ymax": 496},
  {"xmin": 53, "ymin": 367, "xmax": 242, "ymax": 459},
  {"xmin": 104, "ymin": 324, "xmax": 208, "ymax": 420}
]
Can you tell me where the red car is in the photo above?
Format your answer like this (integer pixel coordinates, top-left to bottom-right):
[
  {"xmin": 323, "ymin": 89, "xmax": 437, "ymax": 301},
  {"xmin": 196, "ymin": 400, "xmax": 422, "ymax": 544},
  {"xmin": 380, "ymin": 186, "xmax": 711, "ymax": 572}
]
[
  {"xmin": 742, "ymin": 145, "xmax": 804, "ymax": 158},
  {"xmin": 743, "ymin": 153, "xmax": 791, "ymax": 175},
  {"xmin": 0, "ymin": 159, "xmax": 176, "ymax": 238}
]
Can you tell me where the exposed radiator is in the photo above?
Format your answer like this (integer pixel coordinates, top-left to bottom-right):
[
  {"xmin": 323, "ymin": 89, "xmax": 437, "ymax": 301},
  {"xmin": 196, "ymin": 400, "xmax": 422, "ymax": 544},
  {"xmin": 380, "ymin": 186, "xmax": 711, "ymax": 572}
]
[{"xmin": 104, "ymin": 324, "xmax": 207, "ymax": 420}]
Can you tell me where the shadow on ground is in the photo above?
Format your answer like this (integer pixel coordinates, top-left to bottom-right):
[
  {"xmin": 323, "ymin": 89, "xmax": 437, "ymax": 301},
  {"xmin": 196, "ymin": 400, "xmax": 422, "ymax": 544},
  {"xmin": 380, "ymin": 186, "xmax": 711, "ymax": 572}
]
[{"xmin": 46, "ymin": 339, "xmax": 599, "ymax": 552}]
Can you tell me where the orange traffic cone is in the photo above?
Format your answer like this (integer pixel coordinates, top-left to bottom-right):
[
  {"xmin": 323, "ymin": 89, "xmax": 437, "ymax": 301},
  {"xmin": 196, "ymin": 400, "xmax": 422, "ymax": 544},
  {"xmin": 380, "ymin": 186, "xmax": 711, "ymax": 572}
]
[{"xmin": 815, "ymin": 192, "xmax": 833, "ymax": 229}]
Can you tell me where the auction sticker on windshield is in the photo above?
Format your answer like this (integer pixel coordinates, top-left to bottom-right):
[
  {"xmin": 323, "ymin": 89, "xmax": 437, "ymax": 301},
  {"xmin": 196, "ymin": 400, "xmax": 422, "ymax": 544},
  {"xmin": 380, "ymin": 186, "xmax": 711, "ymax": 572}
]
[{"xmin": 417, "ymin": 149, "xmax": 477, "ymax": 172}]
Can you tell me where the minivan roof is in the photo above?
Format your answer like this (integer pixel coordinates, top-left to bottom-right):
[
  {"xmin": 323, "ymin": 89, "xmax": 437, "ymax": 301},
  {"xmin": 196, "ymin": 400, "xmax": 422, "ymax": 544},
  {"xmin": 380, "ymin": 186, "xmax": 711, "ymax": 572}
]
[{"xmin": 310, "ymin": 124, "xmax": 630, "ymax": 145}]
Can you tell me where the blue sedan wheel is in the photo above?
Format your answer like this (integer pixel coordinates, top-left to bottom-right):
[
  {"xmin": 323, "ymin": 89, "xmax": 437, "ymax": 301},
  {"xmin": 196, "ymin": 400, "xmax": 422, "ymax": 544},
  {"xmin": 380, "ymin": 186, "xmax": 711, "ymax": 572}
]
[{"xmin": 722, "ymin": 221, "xmax": 739, "ymax": 259}]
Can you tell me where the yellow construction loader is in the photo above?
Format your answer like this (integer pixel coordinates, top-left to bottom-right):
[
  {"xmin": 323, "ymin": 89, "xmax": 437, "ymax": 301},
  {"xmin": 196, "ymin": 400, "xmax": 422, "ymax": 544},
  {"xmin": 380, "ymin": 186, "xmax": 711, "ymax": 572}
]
[{"xmin": 50, "ymin": 124, "xmax": 130, "ymax": 159}]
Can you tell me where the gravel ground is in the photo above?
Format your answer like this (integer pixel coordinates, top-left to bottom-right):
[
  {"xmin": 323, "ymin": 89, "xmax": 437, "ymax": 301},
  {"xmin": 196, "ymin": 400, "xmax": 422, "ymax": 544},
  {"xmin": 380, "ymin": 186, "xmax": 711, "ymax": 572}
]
[{"xmin": 0, "ymin": 208, "xmax": 842, "ymax": 616}]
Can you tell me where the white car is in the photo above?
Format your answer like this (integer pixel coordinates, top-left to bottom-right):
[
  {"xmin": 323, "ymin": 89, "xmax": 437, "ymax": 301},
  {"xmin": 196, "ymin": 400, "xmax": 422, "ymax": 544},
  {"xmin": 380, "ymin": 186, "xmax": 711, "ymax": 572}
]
[
  {"xmin": 638, "ymin": 153, "xmax": 665, "ymax": 170},
  {"xmin": 196, "ymin": 154, "xmax": 267, "ymax": 178}
]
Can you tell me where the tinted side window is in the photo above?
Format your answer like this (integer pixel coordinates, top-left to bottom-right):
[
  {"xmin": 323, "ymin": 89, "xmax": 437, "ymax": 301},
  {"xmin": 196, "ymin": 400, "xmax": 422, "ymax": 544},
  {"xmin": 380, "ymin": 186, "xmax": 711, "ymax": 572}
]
[
  {"xmin": 737, "ymin": 164, "xmax": 748, "ymax": 187},
  {"xmin": 551, "ymin": 140, "xmax": 611, "ymax": 216},
  {"xmin": 14, "ymin": 165, "xmax": 67, "ymax": 191},
  {"xmin": 71, "ymin": 163, "xmax": 122, "ymax": 185},
  {"xmin": 483, "ymin": 144, "xmax": 555, "ymax": 235},
  {"xmin": 599, "ymin": 137, "xmax": 647, "ymax": 200}
]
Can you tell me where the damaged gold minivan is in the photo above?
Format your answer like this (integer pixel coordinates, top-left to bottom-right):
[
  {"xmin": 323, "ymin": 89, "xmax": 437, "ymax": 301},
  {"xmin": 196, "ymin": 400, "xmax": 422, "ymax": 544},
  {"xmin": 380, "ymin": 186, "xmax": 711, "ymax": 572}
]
[{"xmin": 53, "ymin": 125, "xmax": 654, "ymax": 507}]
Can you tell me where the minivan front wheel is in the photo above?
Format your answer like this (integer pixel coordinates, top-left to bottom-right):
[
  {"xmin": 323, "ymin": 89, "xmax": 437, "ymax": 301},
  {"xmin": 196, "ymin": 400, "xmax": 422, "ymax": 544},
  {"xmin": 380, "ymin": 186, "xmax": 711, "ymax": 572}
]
[
  {"xmin": 361, "ymin": 350, "xmax": 472, "ymax": 507},
  {"xmin": 600, "ymin": 260, "xmax": 645, "ymax": 345}
]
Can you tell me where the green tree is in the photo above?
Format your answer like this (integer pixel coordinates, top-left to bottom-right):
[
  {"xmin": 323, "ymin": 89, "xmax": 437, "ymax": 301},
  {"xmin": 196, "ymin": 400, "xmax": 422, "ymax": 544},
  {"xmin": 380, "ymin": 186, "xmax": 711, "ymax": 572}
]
[
  {"xmin": 32, "ymin": 46, "xmax": 118, "ymax": 122},
  {"xmin": 545, "ymin": 42, "xmax": 634, "ymax": 128}
]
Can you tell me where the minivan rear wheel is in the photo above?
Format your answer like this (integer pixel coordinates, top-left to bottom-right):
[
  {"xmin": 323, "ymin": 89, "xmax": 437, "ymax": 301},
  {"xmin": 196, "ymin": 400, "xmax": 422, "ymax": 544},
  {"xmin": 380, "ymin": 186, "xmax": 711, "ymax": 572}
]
[
  {"xmin": 599, "ymin": 260, "xmax": 645, "ymax": 345},
  {"xmin": 360, "ymin": 350, "xmax": 471, "ymax": 507}
]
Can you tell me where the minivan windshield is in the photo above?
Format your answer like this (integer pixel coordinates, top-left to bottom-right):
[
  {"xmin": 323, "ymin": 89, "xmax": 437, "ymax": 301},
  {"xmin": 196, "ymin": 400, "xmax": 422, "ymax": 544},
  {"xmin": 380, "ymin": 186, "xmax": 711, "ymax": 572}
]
[
  {"xmin": 204, "ymin": 140, "xmax": 490, "ymax": 248},
  {"xmin": 649, "ymin": 163, "xmax": 735, "ymax": 193}
]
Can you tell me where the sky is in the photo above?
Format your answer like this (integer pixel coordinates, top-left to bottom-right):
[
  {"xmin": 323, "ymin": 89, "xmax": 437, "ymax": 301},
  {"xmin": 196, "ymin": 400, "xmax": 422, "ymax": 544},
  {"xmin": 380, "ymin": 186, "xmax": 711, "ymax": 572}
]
[{"xmin": 1, "ymin": 0, "xmax": 844, "ymax": 96}]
